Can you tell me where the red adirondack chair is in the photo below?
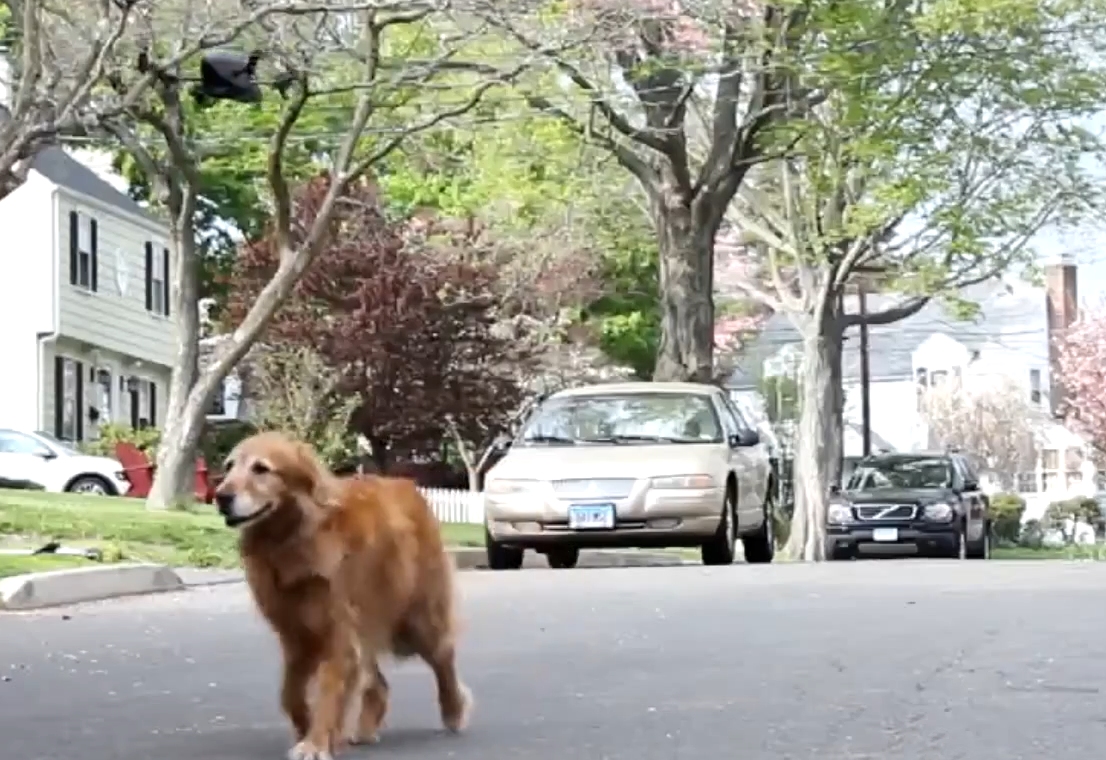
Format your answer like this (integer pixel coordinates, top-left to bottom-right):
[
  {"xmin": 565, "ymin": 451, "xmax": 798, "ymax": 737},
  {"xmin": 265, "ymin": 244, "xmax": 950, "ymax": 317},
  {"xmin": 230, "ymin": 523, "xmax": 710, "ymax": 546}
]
[
  {"xmin": 194, "ymin": 456, "xmax": 216, "ymax": 504},
  {"xmin": 112, "ymin": 443, "xmax": 215, "ymax": 504},
  {"xmin": 114, "ymin": 442, "xmax": 154, "ymax": 498}
]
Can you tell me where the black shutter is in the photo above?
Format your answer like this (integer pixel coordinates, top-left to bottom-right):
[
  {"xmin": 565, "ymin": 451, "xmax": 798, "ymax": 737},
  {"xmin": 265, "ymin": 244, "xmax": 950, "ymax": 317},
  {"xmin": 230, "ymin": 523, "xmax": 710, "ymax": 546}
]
[
  {"xmin": 53, "ymin": 356, "xmax": 64, "ymax": 438},
  {"xmin": 144, "ymin": 242, "xmax": 153, "ymax": 311},
  {"xmin": 89, "ymin": 218, "xmax": 98, "ymax": 292},
  {"xmin": 149, "ymin": 383, "xmax": 157, "ymax": 426},
  {"xmin": 162, "ymin": 248, "xmax": 170, "ymax": 316},
  {"xmin": 129, "ymin": 387, "xmax": 139, "ymax": 429},
  {"xmin": 75, "ymin": 361, "xmax": 84, "ymax": 441},
  {"xmin": 69, "ymin": 212, "xmax": 79, "ymax": 285}
]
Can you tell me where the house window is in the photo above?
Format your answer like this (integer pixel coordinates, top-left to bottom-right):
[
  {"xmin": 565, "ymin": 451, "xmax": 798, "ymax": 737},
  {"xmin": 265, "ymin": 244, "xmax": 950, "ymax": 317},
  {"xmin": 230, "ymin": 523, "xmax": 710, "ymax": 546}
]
[
  {"xmin": 1030, "ymin": 369, "xmax": 1042, "ymax": 405},
  {"xmin": 122, "ymin": 377, "xmax": 159, "ymax": 428},
  {"xmin": 1042, "ymin": 449, "xmax": 1061, "ymax": 492},
  {"xmin": 915, "ymin": 368, "xmax": 929, "ymax": 387},
  {"xmin": 95, "ymin": 368, "xmax": 113, "ymax": 426},
  {"xmin": 1016, "ymin": 472, "xmax": 1039, "ymax": 493},
  {"xmin": 145, "ymin": 243, "xmax": 170, "ymax": 316},
  {"xmin": 68, "ymin": 211, "xmax": 98, "ymax": 292},
  {"xmin": 54, "ymin": 356, "xmax": 83, "ymax": 442},
  {"xmin": 1065, "ymin": 447, "xmax": 1084, "ymax": 489},
  {"xmin": 931, "ymin": 369, "xmax": 948, "ymax": 387}
]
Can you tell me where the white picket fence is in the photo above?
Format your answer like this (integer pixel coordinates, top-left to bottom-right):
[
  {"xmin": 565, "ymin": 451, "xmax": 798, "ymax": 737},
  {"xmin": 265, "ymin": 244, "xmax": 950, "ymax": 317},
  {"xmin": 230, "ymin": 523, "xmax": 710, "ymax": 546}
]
[{"xmin": 418, "ymin": 487, "xmax": 485, "ymax": 524}]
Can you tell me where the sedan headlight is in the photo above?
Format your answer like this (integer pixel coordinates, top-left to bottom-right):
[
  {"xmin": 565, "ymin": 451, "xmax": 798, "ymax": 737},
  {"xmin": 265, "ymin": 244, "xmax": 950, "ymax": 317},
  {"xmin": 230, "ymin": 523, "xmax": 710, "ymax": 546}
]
[
  {"xmin": 484, "ymin": 478, "xmax": 542, "ymax": 495},
  {"xmin": 922, "ymin": 502, "xmax": 955, "ymax": 522},
  {"xmin": 827, "ymin": 503, "xmax": 853, "ymax": 524},
  {"xmin": 115, "ymin": 470, "xmax": 128, "ymax": 481},
  {"xmin": 651, "ymin": 474, "xmax": 715, "ymax": 489}
]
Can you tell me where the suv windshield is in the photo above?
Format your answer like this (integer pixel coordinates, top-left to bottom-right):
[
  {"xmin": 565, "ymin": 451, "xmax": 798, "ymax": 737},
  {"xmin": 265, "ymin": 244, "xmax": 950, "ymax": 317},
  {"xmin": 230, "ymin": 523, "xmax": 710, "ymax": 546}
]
[
  {"xmin": 33, "ymin": 430, "xmax": 78, "ymax": 455},
  {"xmin": 519, "ymin": 393, "xmax": 723, "ymax": 444},
  {"xmin": 846, "ymin": 457, "xmax": 952, "ymax": 490}
]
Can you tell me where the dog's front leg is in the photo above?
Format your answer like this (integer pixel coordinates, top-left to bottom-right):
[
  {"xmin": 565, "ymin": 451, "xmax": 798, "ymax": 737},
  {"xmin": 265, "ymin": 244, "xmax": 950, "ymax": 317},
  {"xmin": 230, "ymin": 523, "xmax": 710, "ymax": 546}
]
[
  {"xmin": 280, "ymin": 646, "xmax": 315, "ymax": 742},
  {"xmin": 288, "ymin": 646, "xmax": 351, "ymax": 760}
]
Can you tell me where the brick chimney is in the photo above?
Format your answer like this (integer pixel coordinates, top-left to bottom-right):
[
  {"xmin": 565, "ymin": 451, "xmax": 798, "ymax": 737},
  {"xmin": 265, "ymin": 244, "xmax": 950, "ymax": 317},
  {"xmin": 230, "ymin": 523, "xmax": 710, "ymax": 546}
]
[{"xmin": 1045, "ymin": 253, "xmax": 1078, "ymax": 417}]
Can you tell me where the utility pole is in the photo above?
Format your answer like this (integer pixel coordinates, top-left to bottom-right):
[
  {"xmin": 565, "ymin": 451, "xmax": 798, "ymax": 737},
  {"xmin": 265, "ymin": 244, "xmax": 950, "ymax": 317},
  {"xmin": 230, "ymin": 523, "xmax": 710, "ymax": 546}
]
[{"xmin": 858, "ymin": 283, "xmax": 872, "ymax": 457}]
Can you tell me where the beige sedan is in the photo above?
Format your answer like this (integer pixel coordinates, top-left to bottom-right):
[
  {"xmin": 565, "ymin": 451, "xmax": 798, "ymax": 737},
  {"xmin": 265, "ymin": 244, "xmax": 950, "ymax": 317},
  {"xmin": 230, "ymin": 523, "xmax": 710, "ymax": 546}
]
[{"xmin": 482, "ymin": 382, "xmax": 776, "ymax": 569}]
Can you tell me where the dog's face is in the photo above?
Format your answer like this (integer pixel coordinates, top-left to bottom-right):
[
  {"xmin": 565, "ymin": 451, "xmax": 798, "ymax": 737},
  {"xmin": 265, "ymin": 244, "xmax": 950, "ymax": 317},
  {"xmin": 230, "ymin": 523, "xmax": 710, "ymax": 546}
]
[{"xmin": 214, "ymin": 431, "xmax": 328, "ymax": 529}]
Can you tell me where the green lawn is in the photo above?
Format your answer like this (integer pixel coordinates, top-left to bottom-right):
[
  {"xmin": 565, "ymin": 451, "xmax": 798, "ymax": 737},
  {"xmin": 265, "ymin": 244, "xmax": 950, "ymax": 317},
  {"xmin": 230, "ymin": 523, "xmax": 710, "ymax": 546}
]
[
  {"xmin": 0, "ymin": 489, "xmax": 484, "ymax": 573},
  {"xmin": 993, "ymin": 544, "xmax": 1106, "ymax": 561},
  {"xmin": 0, "ymin": 553, "xmax": 97, "ymax": 579}
]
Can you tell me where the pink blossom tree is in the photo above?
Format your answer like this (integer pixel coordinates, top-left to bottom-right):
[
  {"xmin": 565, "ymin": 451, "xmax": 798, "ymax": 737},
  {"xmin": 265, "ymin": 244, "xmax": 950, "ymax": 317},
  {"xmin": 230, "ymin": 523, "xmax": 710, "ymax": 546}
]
[{"xmin": 1057, "ymin": 301, "xmax": 1106, "ymax": 454}]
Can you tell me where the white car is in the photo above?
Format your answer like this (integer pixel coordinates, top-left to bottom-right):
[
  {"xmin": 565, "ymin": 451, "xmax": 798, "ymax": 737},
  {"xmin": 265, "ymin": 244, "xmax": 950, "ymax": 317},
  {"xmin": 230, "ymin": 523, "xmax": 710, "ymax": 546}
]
[{"xmin": 0, "ymin": 428, "xmax": 131, "ymax": 496}]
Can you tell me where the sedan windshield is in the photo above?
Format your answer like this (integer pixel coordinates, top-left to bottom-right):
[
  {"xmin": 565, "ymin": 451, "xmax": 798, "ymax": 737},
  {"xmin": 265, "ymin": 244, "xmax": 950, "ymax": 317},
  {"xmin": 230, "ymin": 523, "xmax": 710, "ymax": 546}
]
[
  {"xmin": 519, "ymin": 393, "xmax": 722, "ymax": 444},
  {"xmin": 847, "ymin": 458, "xmax": 952, "ymax": 490}
]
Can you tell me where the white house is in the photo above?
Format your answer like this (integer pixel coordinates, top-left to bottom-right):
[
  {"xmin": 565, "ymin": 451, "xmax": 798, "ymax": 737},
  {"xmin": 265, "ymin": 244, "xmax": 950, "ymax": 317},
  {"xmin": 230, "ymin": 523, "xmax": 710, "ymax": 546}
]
[
  {"xmin": 727, "ymin": 255, "xmax": 1094, "ymax": 520},
  {"xmin": 0, "ymin": 107, "xmax": 174, "ymax": 443}
]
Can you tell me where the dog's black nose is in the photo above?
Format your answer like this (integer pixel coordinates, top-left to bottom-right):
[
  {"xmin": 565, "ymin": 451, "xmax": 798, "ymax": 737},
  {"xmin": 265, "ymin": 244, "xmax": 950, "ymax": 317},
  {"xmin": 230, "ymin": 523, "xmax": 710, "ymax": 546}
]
[{"xmin": 215, "ymin": 491, "xmax": 235, "ymax": 514}]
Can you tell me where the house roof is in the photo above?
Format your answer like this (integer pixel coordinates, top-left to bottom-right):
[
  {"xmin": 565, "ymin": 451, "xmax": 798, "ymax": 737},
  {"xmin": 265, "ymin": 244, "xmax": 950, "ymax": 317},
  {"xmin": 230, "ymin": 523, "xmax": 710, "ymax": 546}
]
[
  {"xmin": 727, "ymin": 278, "xmax": 1046, "ymax": 389},
  {"xmin": 0, "ymin": 105, "xmax": 158, "ymax": 223}
]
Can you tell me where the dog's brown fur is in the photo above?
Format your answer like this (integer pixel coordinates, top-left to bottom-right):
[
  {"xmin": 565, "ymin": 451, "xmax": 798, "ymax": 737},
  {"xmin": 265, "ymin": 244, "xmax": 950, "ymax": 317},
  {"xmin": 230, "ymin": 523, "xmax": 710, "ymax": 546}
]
[{"xmin": 214, "ymin": 432, "xmax": 471, "ymax": 760}]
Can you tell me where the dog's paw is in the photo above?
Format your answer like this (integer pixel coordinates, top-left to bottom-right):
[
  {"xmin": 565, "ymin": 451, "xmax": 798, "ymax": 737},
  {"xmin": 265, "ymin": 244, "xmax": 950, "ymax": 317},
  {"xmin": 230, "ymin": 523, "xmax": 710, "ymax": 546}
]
[
  {"xmin": 443, "ymin": 683, "xmax": 473, "ymax": 734},
  {"xmin": 286, "ymin": 740, "xmax": 334, "ymax": 760},
  {"xmin": 345, "ymin": 730, "xmax": 381, "ymax": 746}
]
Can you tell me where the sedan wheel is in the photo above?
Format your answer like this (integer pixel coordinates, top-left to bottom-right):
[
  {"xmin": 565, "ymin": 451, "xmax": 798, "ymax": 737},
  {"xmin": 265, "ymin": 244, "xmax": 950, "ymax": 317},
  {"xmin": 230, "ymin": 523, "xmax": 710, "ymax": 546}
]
[
  {"xmin": 701, "ymin": 490, "xmax": 737, "ymax": 566},
  {"xmin": 742, "ymin": 490, "xmax": 776, "ymax": 564}
]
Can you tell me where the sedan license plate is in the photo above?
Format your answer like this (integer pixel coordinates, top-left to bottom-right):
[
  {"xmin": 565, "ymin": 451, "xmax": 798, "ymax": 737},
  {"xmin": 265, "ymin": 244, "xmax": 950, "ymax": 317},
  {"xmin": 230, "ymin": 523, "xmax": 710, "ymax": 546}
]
[
  {"xmin": 872, "ymin": 527, "xmax": 899, "ymax": 543},
  {"xmin": 568, "ymin": 504, "xmax": 616, "ymax": 530}
]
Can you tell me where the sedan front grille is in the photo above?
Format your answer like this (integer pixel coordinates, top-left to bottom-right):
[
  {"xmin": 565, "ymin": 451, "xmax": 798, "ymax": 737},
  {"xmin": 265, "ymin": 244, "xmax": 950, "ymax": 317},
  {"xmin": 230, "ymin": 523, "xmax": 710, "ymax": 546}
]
[
  {"xmin": 855, "ymin": 504, "xmax": 917, "ymax": 521},
  {"xmin": 551, "ymin": 478, "xmax": 637, "ymax": 499}
]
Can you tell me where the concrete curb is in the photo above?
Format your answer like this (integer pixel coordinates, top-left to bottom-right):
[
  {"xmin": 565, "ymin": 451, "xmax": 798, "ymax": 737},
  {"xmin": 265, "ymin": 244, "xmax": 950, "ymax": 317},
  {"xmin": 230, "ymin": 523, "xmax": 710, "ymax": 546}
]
[{"xmin": 0, "ymin": 563, "xmax": 184, "ymax": 611}]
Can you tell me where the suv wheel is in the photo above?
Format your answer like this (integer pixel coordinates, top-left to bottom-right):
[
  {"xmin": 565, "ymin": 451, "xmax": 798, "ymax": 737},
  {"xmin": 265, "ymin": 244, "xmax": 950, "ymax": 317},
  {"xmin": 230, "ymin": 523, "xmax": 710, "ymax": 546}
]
[
  {"xmin": 701, "ymin": 488, "xmax": 737, "ymax": 566},
  {"xmin": 742, "ymin": 488, "xmax": 776, "ymax": 564},
  {"xmin": 485, "ymin": 526, "xmax": 524, "ymax": 570},
  {"xmin": 546, "ymin": 547, "xmax": 580, "ymax": 569}
]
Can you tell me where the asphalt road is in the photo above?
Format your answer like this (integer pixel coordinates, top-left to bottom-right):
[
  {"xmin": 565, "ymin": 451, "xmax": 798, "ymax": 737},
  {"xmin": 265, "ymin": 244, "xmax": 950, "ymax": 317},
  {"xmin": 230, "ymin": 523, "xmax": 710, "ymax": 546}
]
[{"xmin": 3, "ymin": 559, "xmax": 1106, "ymax": 760}]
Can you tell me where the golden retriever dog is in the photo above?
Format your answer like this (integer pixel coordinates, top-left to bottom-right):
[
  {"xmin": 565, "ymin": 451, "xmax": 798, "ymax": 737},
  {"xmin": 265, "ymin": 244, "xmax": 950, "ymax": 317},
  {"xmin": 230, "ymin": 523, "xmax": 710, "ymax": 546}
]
[{"xmin": 214, "ymin": 432, "xmax": 472, "ymax": 760}]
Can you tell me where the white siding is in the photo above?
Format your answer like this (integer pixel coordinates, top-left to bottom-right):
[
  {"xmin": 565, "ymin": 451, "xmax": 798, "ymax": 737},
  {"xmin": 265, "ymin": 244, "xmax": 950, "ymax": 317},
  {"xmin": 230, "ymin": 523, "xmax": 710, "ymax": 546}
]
[
  {"xmin": 55, "ymin": 189, "xmax": 175, "ymax": 368},
  {"xmin": 0, "ymin": 175, "xmax": 56, "ymax": 430}
]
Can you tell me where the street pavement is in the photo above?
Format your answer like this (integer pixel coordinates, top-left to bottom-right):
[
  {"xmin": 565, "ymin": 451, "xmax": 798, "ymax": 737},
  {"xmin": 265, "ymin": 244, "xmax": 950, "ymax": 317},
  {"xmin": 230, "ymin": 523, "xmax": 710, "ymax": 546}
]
[{"xmin": 3, "ymin": 558, "xmax": 1106, "ymax": 760}]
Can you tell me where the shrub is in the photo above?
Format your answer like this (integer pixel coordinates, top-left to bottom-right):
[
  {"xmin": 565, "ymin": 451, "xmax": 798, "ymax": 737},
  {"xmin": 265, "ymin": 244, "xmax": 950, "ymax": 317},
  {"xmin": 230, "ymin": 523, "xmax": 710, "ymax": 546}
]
[
  {"xmin": 81, "ymin": 423, "xmax": 161, "ymax": 458},
  {"xmin": 198, "ymin": 419, "xmax": 258, "ymax": 475},
  {"xmin": 1044, "ymin": 497, "xmax": 1102, "ymax": 530},
  {"xmin": 1019, "ymin": 518, "xmax": 1044, "ymax": 548},
  {"xmin": 989, "ymin": 493, "xmax": 1027, "ymax": 545}
]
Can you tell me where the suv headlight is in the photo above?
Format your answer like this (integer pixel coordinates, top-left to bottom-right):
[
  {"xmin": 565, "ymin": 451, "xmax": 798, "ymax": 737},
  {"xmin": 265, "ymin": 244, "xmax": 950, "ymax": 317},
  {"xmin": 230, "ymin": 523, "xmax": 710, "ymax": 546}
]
[
  {"xmin": 827, "ymin": 503, "xmax": 853, "ymax": 524},
  {"xmin": 485, "ymin": 479, "xmax": 541, "ymax": 495},
  {"xmin": 651, "ymin": 474, "xmax": 715, "ymax": 489},
  {"xmin": 923, "ymin": 502, "xmax": 955, "ymax": 522}
]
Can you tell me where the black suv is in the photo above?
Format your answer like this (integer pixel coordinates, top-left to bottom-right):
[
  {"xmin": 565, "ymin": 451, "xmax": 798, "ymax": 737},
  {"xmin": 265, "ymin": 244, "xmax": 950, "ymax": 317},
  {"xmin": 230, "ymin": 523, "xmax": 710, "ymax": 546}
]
[{"xmin": 825, "ymin": 451, "xmax": 991, "ymax": 560}]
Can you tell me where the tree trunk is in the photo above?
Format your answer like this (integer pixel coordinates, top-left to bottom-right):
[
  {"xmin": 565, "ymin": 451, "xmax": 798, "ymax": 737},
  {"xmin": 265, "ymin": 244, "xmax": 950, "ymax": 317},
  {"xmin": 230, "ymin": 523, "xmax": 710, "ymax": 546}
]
[
  {"xmin": 652, "ymin": 197, "xmax": 716, "ymax": 382},
  {"xmin": 783, "ymin": 311, "xmax": 844, "ymax": 561},
  {"xmin": 146, "ymin": 189, "xmax": 202, "ymax": 509}
]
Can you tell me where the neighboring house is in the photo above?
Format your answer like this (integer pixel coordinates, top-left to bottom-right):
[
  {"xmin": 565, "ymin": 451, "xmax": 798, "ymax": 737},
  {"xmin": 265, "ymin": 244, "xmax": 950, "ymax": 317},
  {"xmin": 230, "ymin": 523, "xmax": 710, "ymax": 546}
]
[
  {"xmin": 0, "ymin": 106, "xmax": 174, "ymax": 442},
  {"xmin": 199, "ymin": 334, "xmax": 249, "ymax": 422},
  {"xmin": 727, "ymin": 255, "xmax": 1095, "ymax": 520}
]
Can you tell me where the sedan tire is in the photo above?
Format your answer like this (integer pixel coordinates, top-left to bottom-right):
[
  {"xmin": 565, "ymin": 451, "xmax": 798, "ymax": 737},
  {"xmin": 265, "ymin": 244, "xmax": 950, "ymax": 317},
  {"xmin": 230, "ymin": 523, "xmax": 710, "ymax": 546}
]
[
  {"xmin": 701, "ymin": 489, "xmax": 737, "ymax": 566},
  {"xmin": 485, "ymin": 527, "xmax": 524, "ymax": 571},
  {"xmin": 742, "ymin": 489, "xmax": 776, "ymax": 564}
]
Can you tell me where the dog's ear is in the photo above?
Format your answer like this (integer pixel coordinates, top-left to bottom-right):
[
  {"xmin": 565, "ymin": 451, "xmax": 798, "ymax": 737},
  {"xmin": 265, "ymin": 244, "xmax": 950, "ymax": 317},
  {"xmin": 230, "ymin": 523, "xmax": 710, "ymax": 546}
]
[{"xmin": 291, "ymin": 441, "xmax": 337, "ymax": 507}]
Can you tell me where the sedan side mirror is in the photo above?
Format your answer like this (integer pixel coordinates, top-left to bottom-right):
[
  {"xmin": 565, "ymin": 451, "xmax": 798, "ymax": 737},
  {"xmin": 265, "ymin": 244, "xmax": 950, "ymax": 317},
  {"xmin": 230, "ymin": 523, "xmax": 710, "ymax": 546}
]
[
  {"xmin": 491, "ymin": 434, "xmax": 513, "ymax": 452},
  {"xmin": 728, "ymin": 430, "xmax": 760, "ymax": 448}
]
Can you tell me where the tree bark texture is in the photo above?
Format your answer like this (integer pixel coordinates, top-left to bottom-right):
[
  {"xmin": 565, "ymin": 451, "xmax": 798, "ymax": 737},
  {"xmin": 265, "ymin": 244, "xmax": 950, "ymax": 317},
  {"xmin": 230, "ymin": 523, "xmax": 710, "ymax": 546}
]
[
  {"xmin": 783, "ymin": 310, "xmax": 844, "ymax": 561},
  {"xmin": 651, "ymin": 193, "xmax": 717, "ymax": 382},
  {"xmin": 146, "ymin": 214, "xmax": 205, "ymax": 509}
]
